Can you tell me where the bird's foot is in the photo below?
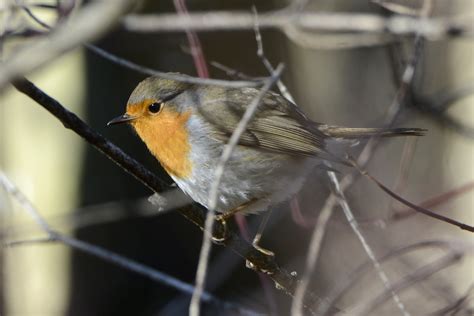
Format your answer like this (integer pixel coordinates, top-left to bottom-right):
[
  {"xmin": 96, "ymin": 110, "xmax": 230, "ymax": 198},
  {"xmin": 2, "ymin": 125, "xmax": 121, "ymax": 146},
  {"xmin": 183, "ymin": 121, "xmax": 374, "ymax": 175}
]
[
  {"xmin": 211, "ymin": 214, "xmax": 229, "ymax": 244},
  {"xmin": 246, "ymin": 240, "xmax": 275, "ymax": 270}
]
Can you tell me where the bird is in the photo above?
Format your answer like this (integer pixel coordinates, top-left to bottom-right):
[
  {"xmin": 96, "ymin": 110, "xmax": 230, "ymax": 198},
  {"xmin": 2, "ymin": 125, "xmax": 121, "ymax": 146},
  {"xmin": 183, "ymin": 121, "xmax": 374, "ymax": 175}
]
[{"xmin": 108, "ymin": 75, "xmax": 425, "ymax": 254}]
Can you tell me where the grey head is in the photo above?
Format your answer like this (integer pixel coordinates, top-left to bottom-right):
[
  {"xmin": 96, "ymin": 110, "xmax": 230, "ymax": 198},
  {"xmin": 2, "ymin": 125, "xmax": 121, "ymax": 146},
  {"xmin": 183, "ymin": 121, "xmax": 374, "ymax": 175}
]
[{"xmin": 127, "ymin": 75, "xmax": 193, "ymax": 107}]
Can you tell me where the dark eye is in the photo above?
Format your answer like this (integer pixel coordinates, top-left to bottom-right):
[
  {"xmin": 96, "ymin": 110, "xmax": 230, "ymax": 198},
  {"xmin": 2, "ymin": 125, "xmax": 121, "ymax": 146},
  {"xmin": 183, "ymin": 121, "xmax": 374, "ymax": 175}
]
[{"xmin": 148, "ymin": 102, "xmax": 162, "ymax": 114}]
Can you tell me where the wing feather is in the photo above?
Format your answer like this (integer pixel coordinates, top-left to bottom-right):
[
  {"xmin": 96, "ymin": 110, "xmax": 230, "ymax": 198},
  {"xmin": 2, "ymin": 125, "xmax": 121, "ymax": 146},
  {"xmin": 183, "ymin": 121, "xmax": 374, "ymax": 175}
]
[{"xmin": 194, "ymin": 87, "xmax": 334, "ymax": 159}]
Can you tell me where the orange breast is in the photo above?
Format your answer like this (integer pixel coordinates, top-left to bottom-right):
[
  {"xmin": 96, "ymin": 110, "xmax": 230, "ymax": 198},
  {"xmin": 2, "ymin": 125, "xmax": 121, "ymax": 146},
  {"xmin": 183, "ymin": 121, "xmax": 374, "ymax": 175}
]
[{"xmin": 132, "ymin": 109, "xmax": 193, "ymax": 179}]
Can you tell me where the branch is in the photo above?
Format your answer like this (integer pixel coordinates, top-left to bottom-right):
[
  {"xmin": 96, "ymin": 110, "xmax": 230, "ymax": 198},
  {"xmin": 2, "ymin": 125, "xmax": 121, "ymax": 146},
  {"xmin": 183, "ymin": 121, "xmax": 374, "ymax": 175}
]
[
  {"xmin": 428, "ymin": 284, "xmax": 474, "ymax": 316},
  {"xmin": 190, "ymin": 64, "xmax": 284, "ymax": 316},
  {"xmin": 123, "ymin": 11, "xmax": 473, "ymax": 39},
  {"xmin": 11, "ymin": 76, "xmax": 326, "ymax": 314},
  {"xmin": 86, "ymin": 44, "xmax": 260, "ymax": 88},
  {"xmin": 391, "ymin": 181, "xmax": 474, "ymax": 221},
  {"xmin": 351, "ymin": 162, "xmax": 474, "ymax": 233},
  {"xmin": 327, "ymin": 171, "xmax": 410, "ymax": 316},
  {"xmin": 298, "ymin": 22, "xmax": 430, "ymax": 312},
  {"xmin": 1, "ymin": 1, "xmax": 262, "ymax": 91},
  {"xmin": 173, "ymin": 0, "xmax": 209, "ymax": 79},
  {"xmin": 0, "ymin": 171, "xmax": 258, "ymax": 316},
  {"xmin": 353, "ymin": 252, "xmax": 463, "ymax": 316},
  {"xmin": 291, "ymin": 173, "xmax": 339, "ymax": 316},
  {"xmin": 318, "ymin": 239, "xmax": 471, "ymax": 315},
  {"xmin": 0, "ymin": 0, "xmax": 135, "ymax": 89}
]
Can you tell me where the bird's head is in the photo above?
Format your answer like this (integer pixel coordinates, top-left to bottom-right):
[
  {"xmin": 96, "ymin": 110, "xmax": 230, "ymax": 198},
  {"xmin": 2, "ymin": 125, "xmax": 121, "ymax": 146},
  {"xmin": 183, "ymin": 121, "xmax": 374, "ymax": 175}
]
[
  {"xmin": 108, "ymin": 76, "xmax": 190, "ymax": 128},
  {"xmin": 107, "ymin": 76, "xmax": 194, "ymax": 178}
]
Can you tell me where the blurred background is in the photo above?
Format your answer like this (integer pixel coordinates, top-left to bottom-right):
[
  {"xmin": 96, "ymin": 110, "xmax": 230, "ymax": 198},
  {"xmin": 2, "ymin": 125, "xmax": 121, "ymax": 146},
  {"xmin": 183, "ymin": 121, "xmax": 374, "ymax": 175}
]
[{"xmin": 1, "ymin": 0, "xmax": 473, "ymax": 315}]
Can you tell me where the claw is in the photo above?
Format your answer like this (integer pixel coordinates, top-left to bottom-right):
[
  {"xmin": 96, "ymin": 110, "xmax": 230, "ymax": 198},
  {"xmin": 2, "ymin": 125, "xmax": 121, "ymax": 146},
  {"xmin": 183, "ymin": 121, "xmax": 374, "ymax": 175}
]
[
  {"xmin": 252, "ymin": 241, "xmax": 275, "ymax": 257},
  {"xmin": 211, "ymin": 214, "xmax": 229, "ymax": 244},
  {"xmin": 246, "ymin": 241, "xmax": 275, "ymax": 271}
]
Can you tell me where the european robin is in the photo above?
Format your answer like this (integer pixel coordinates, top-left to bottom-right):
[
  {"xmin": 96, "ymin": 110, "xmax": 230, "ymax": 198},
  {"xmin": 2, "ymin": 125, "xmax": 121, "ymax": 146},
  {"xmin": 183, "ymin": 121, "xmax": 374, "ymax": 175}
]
[{"xmin": 108, "ymin": 76, "xmax": 424, "ymax": 252}]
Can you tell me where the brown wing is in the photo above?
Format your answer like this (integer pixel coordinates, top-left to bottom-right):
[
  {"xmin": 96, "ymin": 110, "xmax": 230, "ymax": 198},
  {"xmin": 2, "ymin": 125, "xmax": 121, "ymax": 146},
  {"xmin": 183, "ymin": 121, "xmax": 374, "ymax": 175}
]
[{"xmin": 195, "ymin": 87, "xmax": 336, "ymax": 160}]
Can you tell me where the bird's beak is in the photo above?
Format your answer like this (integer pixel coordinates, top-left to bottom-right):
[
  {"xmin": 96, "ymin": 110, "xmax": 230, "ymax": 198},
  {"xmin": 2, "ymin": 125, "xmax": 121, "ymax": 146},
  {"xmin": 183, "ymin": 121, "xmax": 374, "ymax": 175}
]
[{"xmin": 107, "ymin": 113, "xmax": 137, "ymax": 126}]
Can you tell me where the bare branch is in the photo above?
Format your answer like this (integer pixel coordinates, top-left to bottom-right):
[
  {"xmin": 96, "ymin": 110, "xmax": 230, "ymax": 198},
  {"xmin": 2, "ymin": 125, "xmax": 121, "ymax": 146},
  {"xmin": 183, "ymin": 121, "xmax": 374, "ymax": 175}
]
[
  {"xmin": 0, "ymin": 171, "xmax": 260, "ymax": 315},
  {"xmin": 252, "ymin": 7, "xmax": 294, "ymax": 103},
  {"xmin": 391, "ymin": 181, "xmax": 474, "ymax": 221},
  {"xmin": 173, "ymin": 0, "xmax": 209, "ymax": 78},
  {"xmin": 123, "ymin": 11, "xmax": 473, "ymax": 39},
  {"xmin": 351, "ymin": 161, "xmax": 474, "ymax": 233},
  {"xmin": 2, "ymin": 4, "xmax": 262, "ymax": 89},
  {"xmin": 318, "ymin": 239, "xmax": 473, "ymax": 315},
  {"xmin": 327, "ymin": 171, "xmax": 411, "ymax": 316},
  {"xmin": 86, "ymin": 44, "xmax": 261, "ymax": 88},
  {"xmin": 209, "ymin": 61, "xmax": 262, "ymax": 81},
  {"xmin": 428, "ymin": 284, "xmax": 474, "ymax": 316},
  {"xmin": 353, "ymin": 252, "xmax": 463, "ymax": 315},
  {"xmin": 190, "ymin": 64, "xmax": 284, "ymax": 316},
  {"xmin": 0, "ymin": 0, "xmax": 135, "ymax": 89},
  {"xmin": 291, "ymin": 173, "xmax": 338, "ymax": 316}
]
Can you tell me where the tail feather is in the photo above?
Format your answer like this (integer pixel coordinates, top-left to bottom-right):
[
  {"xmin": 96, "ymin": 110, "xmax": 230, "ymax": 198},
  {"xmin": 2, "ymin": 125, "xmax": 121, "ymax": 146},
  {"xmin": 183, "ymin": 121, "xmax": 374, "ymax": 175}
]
[{"xmin": 318, "ymin": 125, "xmax": 427, "ymax": 139}]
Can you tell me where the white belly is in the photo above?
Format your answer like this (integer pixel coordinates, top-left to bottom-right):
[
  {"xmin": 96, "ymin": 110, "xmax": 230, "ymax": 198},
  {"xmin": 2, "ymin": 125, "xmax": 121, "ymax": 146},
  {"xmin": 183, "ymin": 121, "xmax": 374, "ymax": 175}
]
[{"xmin": 171, "ymin": 138, "xmax": 315, "ymax": 214}]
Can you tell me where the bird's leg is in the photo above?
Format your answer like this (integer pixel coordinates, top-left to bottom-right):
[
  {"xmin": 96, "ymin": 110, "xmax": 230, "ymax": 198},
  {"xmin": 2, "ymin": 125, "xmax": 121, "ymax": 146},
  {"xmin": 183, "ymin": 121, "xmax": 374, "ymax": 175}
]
[
  {"xmin": 250, "ymin": 209, "xmax": 275, "ymax": 257},
  {"xmin": 211, "ymin": 200, "xmax": 254, "ymax": 243}
]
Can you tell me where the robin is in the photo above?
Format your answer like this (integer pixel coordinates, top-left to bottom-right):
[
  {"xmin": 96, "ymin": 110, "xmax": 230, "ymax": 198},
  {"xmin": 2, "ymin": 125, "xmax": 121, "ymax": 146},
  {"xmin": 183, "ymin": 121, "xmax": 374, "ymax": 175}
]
[{"xmin": 108, "ymin": 76, "xmax": 425, "ymax": 254}]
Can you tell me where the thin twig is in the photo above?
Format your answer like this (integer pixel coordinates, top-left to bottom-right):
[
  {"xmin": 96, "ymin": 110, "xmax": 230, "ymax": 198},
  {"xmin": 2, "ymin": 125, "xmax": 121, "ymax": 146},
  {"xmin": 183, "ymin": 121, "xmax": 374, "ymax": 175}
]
[
  {"xmin": 173, "ymin": 0, "xmax": 209, "ymax": 78},
  {"xmin": 312, "ymin": 0, "xmax": 428, "ymax": 239},
  {"xmin": 318, "ymin": 239, "xmax": 472, "ymax": 315},
  {"xmin": 309, "ymin": 6, "xmax": 432, "ymax": 314},
  {"xmin": 391, "ymin": 181, "xmax": 474, "ymax": 221},
  {"xmin": 252, "ymin": 7, "xmax": 294, "ymax": 104},
  {"xmin": 289, "ymin": 197, "xmax": 316, "ymax": 229},
  {"xmin": 16, "ymin": 1, "xmax": 258, "ymax": 88},
  {"xmin": 171, "ymin": 1, "xmax": 269, "ymax": 313},
  {"xmin": 327, "ymin": 171, "xmax": 411, "ymax": 316},
  {"xmin": 4, "ymin": 190, "xmax": 192, "ymax": 237},
  {"xmin": 0, "ymin": 0, "xmax": 136, "ymax": 89},
  {"xmin": 351, "ymin": 163, "xmax": 474, "ymax": 233},
  {"xmin": 210, "ymin": 61, "xmax": 262, "ymax": 81},
  {"xmin": 249, "ymin": 11, "xmax": 287, "ymax": 314},
  {"xmin": 173, "ymin": 1, "xmax": 233, "ymax": 314},
  {"xmin": 190, "ymin": 64, "xmax": 284, "ymax": 316},
  {"xmin": 85, "ymin": 44, "xmax": 261, "ymax": 88},
  {"xmin": 427, "ymin": 284, "xmax": 474, "ymax": 316},
  {"xmin": 19, "ymin": 4, "xmax": 54, "ymax": 29},
  {"xmin": 353, "ymin": 252, "xmax": 463, "ymax": 316},
  {"xmin": 0, "ymin": 171, "xmax": 259, "ymax": 315},
  {"xmin": 2, "ymin": 1, "xmax": 261, "ymax": 89},
  {"xmin": 291, "ymin": 173, "xmax": 339, "ymax": 316},
  {"xmin": 358, "ymin": 181, "xmax": 474, "ymax": 228},
  {"xmin": 5, "ymin": 0, "xmax": 265, "ymax": 88}
]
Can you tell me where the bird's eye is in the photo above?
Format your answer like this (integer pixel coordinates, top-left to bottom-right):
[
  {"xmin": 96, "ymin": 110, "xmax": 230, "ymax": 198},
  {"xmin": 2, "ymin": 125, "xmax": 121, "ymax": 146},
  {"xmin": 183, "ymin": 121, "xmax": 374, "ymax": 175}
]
[{"xmin": 148, "ymin": 102, "xmax": 162, "ymax": 114}]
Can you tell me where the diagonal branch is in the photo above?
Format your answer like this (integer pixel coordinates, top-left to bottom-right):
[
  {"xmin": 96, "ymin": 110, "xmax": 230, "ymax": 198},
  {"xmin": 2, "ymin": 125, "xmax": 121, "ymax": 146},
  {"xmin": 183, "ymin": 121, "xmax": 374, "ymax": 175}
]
[
  {"xmin": 190, "ymin": 64, "xmax": 284, "ymax": 316},
  {"xmin": 353, "ymin": 251, "xmax": 463, "ymax": 316},
  {"xmin": 0, "ymin": 171, "xmax": 259, "ymax": 316},
  {"xmin": 327, "ymin": 171, "xmax": 410, "ymax": 316}
]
